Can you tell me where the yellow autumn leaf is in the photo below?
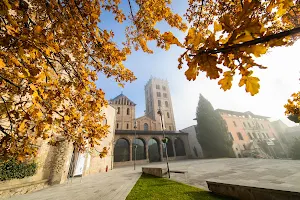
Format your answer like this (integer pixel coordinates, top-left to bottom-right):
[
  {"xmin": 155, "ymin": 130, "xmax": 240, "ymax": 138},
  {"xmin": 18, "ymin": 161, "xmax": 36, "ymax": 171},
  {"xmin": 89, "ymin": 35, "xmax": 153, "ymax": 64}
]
[
  {"xmin": 218, "ymin": 72, "xmax": 233, "ymax": 91},
  {"xmin": 46, "ymin": 33, "xmax": 54, "ymax": 41},
  {"xmin": 214, "ymin": 21, "xmax": 222, "ymax": 32},
  {"xmin": 233, "ymin": 32, "xmax": 253, "ymax": 44},
  {"xmin": 251, "ymin": 45, "xmax": 267, "ymax": 57},
  {"xmin": 37, "ymin": 111, "xmax": 43, "ymax": 118},
  {"xmin": 239, "ymin": 76, "xmax": 246, "ymax": 87},
  {"xmin": 186, "ymin": 28, "xmax": 196, "ymax": 45},
  {"xmin": 0, "ymin": 58, "xmax": 5, "ymax": 69},
  {"xmin": 34, "ymin": 25, "xmax": 43, "ymax": 34},
  {"xmin": 64, "ymin": 115, "xmax": 70, "ymax": 121},
  {"xmin": 18, "ymin": 121, "xmax": 26, "ymax": 132},
  {"xmin": 185, "ymin": 63, "xmax": 198, "ymax": 81},
  {"xmin": 118, "ymin": 83, "xmax": 124, "ymax": 88},
  {"xmin": 276, "ymin": 4, "xmax": 287, "ymax": 18},
  {"xmin": 30, "ymin": 84, "xmax": 37, "ymax": 91},
  {"xmin": 162, "ymin": 32, "xmax": 183, "ymax": 47},
  {"xmin": 45, "ymin": 48, "xmax": 51, "ymax": 57},
  {"xmin": 245, "ymin": 76, "xmax": 260, "ymax": 96}
]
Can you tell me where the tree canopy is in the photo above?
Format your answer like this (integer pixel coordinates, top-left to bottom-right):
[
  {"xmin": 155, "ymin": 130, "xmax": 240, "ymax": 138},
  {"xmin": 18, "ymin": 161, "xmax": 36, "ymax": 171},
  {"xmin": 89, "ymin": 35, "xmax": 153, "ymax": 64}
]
[
  {"xmin": 196, "ymin": 94, "xmax": 234, "ymax": 158},
  {"xmin": 0, "ymin": 0, "xmax": 299, "ymax": 161},
  {"xmin": 0, "ymin": 0, "xmax": 186, "ymax": 161},
  {"xmin": 180, "ymin": 0, "xmax": 300, "ymax": 121}
]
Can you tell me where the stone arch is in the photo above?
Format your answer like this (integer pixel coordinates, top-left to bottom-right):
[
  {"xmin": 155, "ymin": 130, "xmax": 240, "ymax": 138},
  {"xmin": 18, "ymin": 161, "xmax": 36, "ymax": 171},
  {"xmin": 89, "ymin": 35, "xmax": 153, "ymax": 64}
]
[
  {"xmin": 148, "ymin": 138, "xmax": 161, "ymax": 162},
  {"xmin": 114, "ymin": 138, "xmax": 130, "ymax": 162},
  {"xmin": 163, "ymin": 137, "xmax": 174, "ymax": 157},
  {"xmin": 132, "ymin": 138, "xmax": 146, "ymax": 160},
  {"xmin": 174, "ymin": 137, "xmax": 186, "ymax": 156}
]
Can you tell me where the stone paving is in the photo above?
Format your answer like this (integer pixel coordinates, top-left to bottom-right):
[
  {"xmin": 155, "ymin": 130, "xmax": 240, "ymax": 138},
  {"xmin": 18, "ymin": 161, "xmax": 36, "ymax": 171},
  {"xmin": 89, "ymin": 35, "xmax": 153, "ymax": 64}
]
[
  {"xmin": 150, "ymin": 158, "xmax": 300, "ymax": 192},
  {"xmin": 6, "ymin": 158, "xmax": 300, "ymax": 200},
  {"xmin": 7, "ymin": 167, "xmax": 141, "ymax": 200}
]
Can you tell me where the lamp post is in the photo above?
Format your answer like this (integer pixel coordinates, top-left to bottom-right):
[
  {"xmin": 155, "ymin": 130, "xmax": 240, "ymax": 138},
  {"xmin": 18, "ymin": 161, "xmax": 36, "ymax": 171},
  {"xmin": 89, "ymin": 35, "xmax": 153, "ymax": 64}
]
[
  {"xmin": 157, "ymin": 108, "xmax": 170, "ymax": 178},
  {"xmin": 134, "ymin": 120, "xmax": 137, "ymax": 170}
]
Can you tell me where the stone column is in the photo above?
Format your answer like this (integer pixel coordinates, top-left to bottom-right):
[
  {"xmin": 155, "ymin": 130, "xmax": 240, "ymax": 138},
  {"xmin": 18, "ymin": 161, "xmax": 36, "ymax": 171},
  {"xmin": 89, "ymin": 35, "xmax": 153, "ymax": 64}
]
[
  {"xmin": 172, "ymin": 139, "xmax": 177, "ymax": 158},
  {"xmin": 145, "ymin": 143, "xmax": 149, "ymax": 160},
  {"xmin": 159, "ymin": 143, "xmax": 163, "ymax": 161},
  {"xmin": 129, "ymin": 141, "xmax": 133, "ymax": 161}
]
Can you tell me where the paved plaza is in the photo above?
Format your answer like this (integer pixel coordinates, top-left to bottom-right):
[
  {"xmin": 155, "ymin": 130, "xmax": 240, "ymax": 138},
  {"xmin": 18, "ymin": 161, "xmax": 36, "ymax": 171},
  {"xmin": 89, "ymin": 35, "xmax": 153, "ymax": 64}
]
[{"xmin": 6, "ymin": 158, "xmax": 300, "ymax": 200}]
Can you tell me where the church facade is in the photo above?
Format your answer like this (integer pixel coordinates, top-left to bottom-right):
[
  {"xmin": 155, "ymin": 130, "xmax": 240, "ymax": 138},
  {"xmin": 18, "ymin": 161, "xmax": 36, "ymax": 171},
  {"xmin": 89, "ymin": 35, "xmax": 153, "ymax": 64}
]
[{"xmin": 110, "ymin": 78, "xmax": 192, "ymax": 166}]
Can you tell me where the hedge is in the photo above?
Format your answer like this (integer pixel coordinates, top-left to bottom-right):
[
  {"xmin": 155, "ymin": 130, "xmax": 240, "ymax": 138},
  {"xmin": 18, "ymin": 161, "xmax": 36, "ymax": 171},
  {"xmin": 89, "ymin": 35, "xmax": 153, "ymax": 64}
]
[{"xmin": 0, "ymin": 159, "xmax": 37, "ymax": 181}]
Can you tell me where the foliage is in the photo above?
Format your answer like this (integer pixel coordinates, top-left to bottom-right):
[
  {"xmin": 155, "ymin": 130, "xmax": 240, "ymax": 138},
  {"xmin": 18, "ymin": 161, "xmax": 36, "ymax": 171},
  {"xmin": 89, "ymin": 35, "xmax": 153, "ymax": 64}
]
[
  {"xmin": 290, "ymin": 138, "xmax": 300, "ymax": 159},
  {"xmin": 180, "ymin": 0, "xmax": 299, "ymax": 95},
  {"xmin": 285, "ymin": 92, "xmax": 300, "ymax": 123},
  {"xmin": 126, "ymin": 174, "xmax": 230, "ymax": 200},
  {"xmin": 0, "ymin": 159, "xmax": 37, "ymax": 181},
  {"xmin": 196, "ymin": 94, "xmax": 234, "ymax": 158},
  {"xmin": 179, "ymin": 0, "xmax": 300, "ymax": 119},
  {"xmin": 0, "ymin": 0, "xmax": 186, "ymax": 161}
]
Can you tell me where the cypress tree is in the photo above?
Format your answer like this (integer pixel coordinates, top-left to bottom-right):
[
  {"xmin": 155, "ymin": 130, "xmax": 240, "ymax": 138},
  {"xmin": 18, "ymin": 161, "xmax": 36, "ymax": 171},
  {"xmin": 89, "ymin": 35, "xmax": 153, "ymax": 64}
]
[{"xmin": 196, "ymin": 94, "xmax": 234, "ymax": 158}]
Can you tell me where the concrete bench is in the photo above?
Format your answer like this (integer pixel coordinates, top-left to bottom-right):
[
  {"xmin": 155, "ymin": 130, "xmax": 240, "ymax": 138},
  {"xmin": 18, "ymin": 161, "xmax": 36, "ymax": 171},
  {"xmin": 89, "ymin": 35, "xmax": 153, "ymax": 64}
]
[
  {"xmin": 142, "ymin": 167, "xmax": 168, "ymax": 177},
  {"xmin": 142, "ymin": 168, "xmax": 188, "ymax": 181},
  {"xmin": 206, "ymin": 180, "xmax": 300, "ymax": 200}
]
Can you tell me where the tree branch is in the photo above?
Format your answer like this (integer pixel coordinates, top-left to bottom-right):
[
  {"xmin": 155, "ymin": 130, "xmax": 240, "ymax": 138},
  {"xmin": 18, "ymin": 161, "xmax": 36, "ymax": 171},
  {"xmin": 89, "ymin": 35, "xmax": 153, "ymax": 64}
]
[
  {"xmin": 0, "ymin": 75, "xmax": 20, "ymax": 88},
  {"xmin": 127, "ymin": 0, "xmax": 135, "ymax": 22},
  {"xmin": 1, "ymin": 96, "xmax": 13, "ymax": 133},
  {"xmin": 190, "ymin": 27, "xmax": 300, "ymax": 56}
]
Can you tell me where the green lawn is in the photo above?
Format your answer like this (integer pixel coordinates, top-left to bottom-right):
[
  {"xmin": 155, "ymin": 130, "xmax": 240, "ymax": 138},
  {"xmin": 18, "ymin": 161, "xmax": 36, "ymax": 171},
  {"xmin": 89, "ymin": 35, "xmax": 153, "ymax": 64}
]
[{"xmin": 126, "ymin": 174, "xmax": 233, "ymax": 200}]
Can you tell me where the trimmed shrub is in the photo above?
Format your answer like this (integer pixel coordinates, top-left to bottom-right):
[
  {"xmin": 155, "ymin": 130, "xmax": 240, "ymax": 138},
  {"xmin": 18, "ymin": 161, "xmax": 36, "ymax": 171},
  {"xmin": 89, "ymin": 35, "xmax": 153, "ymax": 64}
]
[{"xmin": 0, "ymin": 159, "xmax": 37, "ymax": 181}]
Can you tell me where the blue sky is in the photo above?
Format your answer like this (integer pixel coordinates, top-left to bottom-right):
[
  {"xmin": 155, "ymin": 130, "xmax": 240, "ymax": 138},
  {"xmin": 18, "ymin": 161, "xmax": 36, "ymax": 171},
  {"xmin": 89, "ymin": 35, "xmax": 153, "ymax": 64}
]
[{"xmin": 96, "ymin": 1, "xmax": 300, "ymax": 129}]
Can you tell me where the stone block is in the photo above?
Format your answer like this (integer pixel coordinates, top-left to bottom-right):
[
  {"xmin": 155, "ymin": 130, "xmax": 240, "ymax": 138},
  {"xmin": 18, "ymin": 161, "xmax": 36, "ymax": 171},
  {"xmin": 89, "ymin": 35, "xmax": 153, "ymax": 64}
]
[
  {"xmin": 142, "ymin": 167, "xmax": 167, "ymax": 177},
  {"xmin": 206, "ymin": 180, "xmax": 300, "ymax": 200}
]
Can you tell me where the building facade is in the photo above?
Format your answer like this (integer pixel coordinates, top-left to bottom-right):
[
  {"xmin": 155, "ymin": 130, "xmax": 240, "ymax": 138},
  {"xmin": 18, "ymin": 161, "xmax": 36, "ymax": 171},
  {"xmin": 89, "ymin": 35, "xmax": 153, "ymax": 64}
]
[
  {"xmin": 216, "ymin": 109, "xmax": 280, "ymax": 158},
  {"xmin": 180, "ymin": 125, "xmax": 204, "ymax": 158},
  {"xmin": 110, "ymin": 94, "xmax": 136, "ymax": 130},
  {"xmin": 145, "ymin": 78, "xmax": 176, "ymax": 131},
  {"xmin": 111, "ymin": 78, "xmax": 191, "ymax": 166},
  {"xmin": 110, "ymin": 78, "xmax": 176, "ymax": 132}
]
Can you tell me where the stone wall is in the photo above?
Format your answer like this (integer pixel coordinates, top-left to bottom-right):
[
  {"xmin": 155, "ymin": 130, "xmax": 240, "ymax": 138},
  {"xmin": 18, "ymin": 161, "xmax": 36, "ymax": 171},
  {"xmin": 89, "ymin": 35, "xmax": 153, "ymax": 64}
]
[
  {"xmin": 83, "ymin": 105, "xmax": 116, "ymax": 175},
  {"xmin": 0, "ymin": 105, "xmax": 115, "ymax": 198},
  {"xmin": 180, "ymin": 125, "xmax": 204, "ymax": 159},
  {"xmin": 49, "ymin": 139, "xmax": 73, "ymax": 185},
  {"xmin": 0, "ymin": 180, "xmax": 48, "ymax": 199},
  {"xmin": 0, "ymin": 140, "xmax": 58, "ymax": 199}
]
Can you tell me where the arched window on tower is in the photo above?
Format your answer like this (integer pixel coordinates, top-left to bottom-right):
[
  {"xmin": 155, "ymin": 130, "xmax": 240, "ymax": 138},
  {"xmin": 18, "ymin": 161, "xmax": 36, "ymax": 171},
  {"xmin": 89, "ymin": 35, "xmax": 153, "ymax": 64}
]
[
  {"xmin": 165, "ymin": 101, "xmax": 168, "ymax": 107},
  {"xmin": 127, "ymin": 108, "xmax": 130, "ymax": 115},
  {"xmin": 158, "ymin": 100, "xmax": 161, "ymax": 107},
  {"xmin": 117, "ymin": 107, "xmax": 120, "ymax": 114},
  {"xmin": 126, "ymin": 123, "xmax": 129, "ymax": 129},
  {"xmin": 167, "ymin": 112, "xmax": 170, "ymax": 118}
]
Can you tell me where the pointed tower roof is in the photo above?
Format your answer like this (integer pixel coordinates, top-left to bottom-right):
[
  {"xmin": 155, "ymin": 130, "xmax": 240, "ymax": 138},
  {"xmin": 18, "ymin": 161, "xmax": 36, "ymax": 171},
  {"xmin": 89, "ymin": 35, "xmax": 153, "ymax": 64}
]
[{"xmin": 110, "ymin": 93, "xmax": 136, "ymax": 106}]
